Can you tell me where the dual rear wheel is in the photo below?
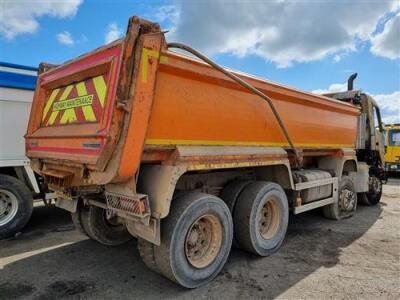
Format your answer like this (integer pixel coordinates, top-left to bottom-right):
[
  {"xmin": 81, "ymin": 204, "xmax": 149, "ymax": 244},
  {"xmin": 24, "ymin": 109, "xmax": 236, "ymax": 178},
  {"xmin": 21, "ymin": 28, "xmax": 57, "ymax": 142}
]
[
  {"xmin": 71, "ymin": 177, "xmax": 357, "ymax": 288},
  {"xmin": 72, "ymin": 182, "xmax": 289, "ymax": 288},
  {"xmin": 138, "ymin": 182, "xmax": 289, "ymax": 288},
  {"xmin": 71, "ymin": 204, "xmax": 132, "ymax": 246}
]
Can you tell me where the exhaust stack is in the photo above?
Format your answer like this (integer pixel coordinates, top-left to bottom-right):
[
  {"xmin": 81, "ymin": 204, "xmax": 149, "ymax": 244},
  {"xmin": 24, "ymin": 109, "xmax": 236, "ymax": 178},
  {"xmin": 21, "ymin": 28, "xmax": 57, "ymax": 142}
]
[{"xmin": 348, "ymin": 73, "xmax": 357, "ymax": 91}]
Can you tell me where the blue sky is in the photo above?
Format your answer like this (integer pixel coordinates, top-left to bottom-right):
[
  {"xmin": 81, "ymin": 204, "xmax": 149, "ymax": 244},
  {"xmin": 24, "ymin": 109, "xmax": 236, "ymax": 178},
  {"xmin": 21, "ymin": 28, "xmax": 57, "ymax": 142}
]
[{"xmin": 1, "ymin": 0, "xmax": 399, "ymax": 122}]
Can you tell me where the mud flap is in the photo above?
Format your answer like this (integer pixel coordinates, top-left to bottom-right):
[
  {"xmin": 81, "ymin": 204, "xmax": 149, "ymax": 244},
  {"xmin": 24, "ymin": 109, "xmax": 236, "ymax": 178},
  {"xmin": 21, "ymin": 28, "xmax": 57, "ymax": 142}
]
[{"xmin": 126, "ymin": 217, "xmax": 161, "ymax": 245}]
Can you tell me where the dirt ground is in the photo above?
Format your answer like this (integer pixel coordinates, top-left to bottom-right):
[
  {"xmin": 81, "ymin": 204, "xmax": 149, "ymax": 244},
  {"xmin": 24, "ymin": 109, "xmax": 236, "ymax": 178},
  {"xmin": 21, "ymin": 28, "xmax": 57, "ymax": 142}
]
[{"xmin": 1, "ymin": 178, "xmax": 399, "ymax": 300}]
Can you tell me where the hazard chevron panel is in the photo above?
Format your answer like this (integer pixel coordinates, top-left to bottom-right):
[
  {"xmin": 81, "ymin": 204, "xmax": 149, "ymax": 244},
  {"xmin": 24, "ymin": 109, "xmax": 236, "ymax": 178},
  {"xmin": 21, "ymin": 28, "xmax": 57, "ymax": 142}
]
[
  {"xmin": 41, "ymin": 73, "xmax": 109, "ymax": 126},
  {"xmin": 25, "ymin": 42, "xmax": 123, "ymax": 168}
]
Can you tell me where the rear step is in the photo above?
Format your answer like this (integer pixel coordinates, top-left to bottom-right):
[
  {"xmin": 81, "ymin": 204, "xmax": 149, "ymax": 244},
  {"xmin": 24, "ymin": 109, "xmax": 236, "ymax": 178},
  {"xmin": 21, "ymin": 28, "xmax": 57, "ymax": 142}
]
[{"xmin": 41, "ymin": 169, "xmax": 74, "ymax": 189}]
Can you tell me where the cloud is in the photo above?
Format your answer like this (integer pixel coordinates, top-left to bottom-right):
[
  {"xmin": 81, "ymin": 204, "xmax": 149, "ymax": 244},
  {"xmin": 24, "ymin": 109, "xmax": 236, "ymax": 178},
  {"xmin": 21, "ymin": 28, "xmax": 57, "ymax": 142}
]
[
  {"xmin": 167, "ymin": 0, "xmax": 397, "ymax": 67},
  {"xmin": 334, "ymin": 55, "xmax": 342, "ymax": 63},
  {"xmin": 373, "ymin": 91, "xmax": 400, "ymax": 124},
  {"xmin": 151, "ymin": 5, "xmax": 179, "ymax": 24},
  {"xmin": 313, "ymin": 84, "xmax": 400, "ymax": 123},
  {"xmin": 56, "ymin": 31, "xmax": 74, "ymax": 46},
  {"xmin": 371, "ymin": 13, "xmax": 400, "ymax": 59},
  {"xmin": 312, "ymin": 83, "xmax": 348, "ymax": 95},
  {"xmin": 0, "ymin": 0, "xmax": 82, "ymax": 39},
  {"xmin": 105, "ymin": 23, "xmax": 122, "ymax": 44}
]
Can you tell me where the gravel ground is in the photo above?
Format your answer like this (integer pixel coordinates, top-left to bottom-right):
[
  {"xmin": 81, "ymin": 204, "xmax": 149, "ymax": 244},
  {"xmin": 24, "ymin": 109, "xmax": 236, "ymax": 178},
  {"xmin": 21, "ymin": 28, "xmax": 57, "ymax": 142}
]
[{"xmin": 1, "ymin": 178, "xmax": 399, "ymax": 300}]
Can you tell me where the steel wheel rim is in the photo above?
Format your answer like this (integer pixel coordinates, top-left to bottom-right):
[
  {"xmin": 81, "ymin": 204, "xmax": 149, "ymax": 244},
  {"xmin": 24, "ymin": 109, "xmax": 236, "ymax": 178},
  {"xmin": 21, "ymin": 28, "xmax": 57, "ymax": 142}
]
[
  {"xmin": 185, "ymin": 214, "xmax": 223, "ymax": 269},
  {"xmin": 369, "ymin": 176, "xmax": 381, "ymax": 195},
  {"xmin": 258, "ymin": 198, "xmax": 281, "ymax": 240},
  {"xmin": 339, "ymin": 188, "xmax": 356, "ymax": 212},
  {"xmin": 0, "ymin": 189, "xmax": 19, "ymax": 226}
]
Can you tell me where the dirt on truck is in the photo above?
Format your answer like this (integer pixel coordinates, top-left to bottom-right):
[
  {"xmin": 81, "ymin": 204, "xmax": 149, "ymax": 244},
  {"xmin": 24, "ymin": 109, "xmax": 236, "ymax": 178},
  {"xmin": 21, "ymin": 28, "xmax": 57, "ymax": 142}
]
[{"xmin": 25, "ymin": 17, "xmax": 386, "ymax": 288}]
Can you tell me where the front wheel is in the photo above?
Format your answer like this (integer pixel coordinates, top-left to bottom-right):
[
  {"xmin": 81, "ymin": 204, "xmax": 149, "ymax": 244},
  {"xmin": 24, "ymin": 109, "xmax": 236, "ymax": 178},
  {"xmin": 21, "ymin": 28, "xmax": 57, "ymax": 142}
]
[
  {"xmin": 358, "ymin": 174, "xmax": 382, "ymax": 206},
  {"xmin": 0, "ymin": 175, "xmax": 33, "ymax": 239},
  {"xmin": 323, "ymin": 176, "xmax": 357, "ymax": 220}
]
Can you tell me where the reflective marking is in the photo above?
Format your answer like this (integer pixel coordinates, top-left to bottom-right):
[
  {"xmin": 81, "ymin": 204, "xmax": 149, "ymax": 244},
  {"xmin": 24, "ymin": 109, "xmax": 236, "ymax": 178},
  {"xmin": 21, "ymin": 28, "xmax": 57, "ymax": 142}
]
[
  {"xmin": 141, "ymin": 48, "xmax": 168, "ymax": 83},
  {"xmin": 76, "ymin": 82, "xmax": 96, "ymax": 122},
  {"xmin": 60, "ymin": 106, "xmax": 77, "ymax": 124},
  {"xmin": 92, "ymin": 76, "xmax": 106, "ymax": 107},
  {"xmin": 47, "ymin": 85, "xmax": 73, "ymax": 125},
  {"xmin": 145, "ymin": 138, "xmax": 354, "ymax": 149},
  {"xmin": 42, "ymin": 88, "xmax": 60, "ymax": 121}
]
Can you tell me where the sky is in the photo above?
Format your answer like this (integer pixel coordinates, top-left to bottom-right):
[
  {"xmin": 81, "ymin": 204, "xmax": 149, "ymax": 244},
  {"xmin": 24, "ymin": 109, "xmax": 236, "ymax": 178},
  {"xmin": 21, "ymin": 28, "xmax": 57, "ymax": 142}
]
[{"xmin": 1, "ymin": 0, "xmax": 399, "ymax": 123}]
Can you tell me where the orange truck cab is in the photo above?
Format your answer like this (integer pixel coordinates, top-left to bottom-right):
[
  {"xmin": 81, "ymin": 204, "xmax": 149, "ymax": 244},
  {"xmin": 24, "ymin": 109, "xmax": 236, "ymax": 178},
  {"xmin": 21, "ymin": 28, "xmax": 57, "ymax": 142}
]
[{"xmin": 25, "ymin": 17, "xmax": 386, "ymax": 288}]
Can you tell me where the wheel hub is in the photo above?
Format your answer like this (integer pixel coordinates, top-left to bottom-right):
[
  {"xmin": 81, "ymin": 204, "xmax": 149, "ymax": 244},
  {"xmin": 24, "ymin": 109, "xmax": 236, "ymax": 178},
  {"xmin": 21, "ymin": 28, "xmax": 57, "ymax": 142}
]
[
  {"xmin": 339, "ymin": 188, "xmax": 356, "ymax": 212},
  {"xmin": 258, "ymin": 199, "xmax": 280, "ymax": 240},
  {"xmin": 369, "ymin": 176, "xmax": 381, "ymax": 194},
  {"xmin": 185, "ymin": 214, "xmax": 222, "ymax": 269},
  {"xmin": 0, "ymin": 189, "xmax": 19, "ymax": 226}
]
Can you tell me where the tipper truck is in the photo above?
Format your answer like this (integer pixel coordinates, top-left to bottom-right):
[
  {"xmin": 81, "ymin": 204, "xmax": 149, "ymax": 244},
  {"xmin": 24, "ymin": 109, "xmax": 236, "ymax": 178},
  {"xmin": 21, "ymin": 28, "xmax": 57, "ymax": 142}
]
[{"xmin": 25, "ymin": 17, "xmax": 385, "ymax": 288}]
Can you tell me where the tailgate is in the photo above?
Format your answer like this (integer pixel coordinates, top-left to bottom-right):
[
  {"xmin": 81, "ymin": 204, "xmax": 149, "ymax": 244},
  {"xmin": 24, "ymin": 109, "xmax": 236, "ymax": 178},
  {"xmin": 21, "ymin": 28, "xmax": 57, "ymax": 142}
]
[{"xmin": 26, "ymin": 41, "xmax": 123, "ymax": 170}]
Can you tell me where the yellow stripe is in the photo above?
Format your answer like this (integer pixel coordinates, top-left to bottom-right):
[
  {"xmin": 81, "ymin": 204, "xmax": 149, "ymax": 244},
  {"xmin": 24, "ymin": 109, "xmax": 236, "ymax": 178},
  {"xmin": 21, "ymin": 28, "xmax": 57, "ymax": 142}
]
[
  {"xmin": 47, "ymin": 85, "xmax": 74, "ymax": 125},
  {"xmin": 145, "ymin": 138, "xmax": 354, "ymax": 149},
  {"xmin": 60, "ymin": 108, "xmax": 77, "ymax": 124},
  {"xmin": 76, "ymin": 82, "xmax": 96, "ymax": 122},
  {"xmin": 188, "ymin": 160, "xmax": 286, "ymax": 171},
  {"xmin": 92, "ymin": 76, "xmax": 106, "ymax": 107},
  {"xmin": 42, "ymin": 88, "xmax": 60, "ymax": 121}
]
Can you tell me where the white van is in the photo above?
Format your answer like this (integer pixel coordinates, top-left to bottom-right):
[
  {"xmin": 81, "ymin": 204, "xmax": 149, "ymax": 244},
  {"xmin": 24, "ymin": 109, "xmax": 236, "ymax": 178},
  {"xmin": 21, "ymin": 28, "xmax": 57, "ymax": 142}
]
[{"xmin": 0, "ymin": 62, "xmax": 54, "ymax": 238}]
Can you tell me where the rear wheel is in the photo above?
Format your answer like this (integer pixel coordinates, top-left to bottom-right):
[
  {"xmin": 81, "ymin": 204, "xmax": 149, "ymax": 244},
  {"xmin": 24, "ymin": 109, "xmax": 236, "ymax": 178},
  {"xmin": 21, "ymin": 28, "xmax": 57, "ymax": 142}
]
[
  {"xmin": 152, "ymin": 192, "xmax": 233, "ymax": 288},
  {"xmin": 138, "ymin": 238, "xmax": 160, "ymax": 274},
  {"xmin": 0, "ymin": 175, "xmax": 33, "ymax": 239},
  {"xmin": 220, "ymin": 180, "xmax": 251, "ymax": 213},
  {"xmin": 323, "ymin": 176, "xmax": 357, "ymax": 220},
  {"xmin": 359, "ymin": 174, "xmax": 382, "ymax": 206},
  {"xmin": 220, "ymin": 180, "xmax": 251, "ymax": 247},
  {"xmin": 74, "ymin": 204, "xmax": 132, "ymax": 246},
  {"xmin": 71, "ymin": 206, "xmax": 89, "ymax": 236},
  {"xmin": 233, "ymin": 181, "xmax": 289, "ymax": 256}
]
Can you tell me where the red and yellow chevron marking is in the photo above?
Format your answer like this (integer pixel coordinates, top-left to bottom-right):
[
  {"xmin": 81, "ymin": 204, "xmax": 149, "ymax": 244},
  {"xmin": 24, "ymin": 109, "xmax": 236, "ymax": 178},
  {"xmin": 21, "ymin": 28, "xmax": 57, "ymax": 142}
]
[{"xmin": 41, "ymin": 73, "xmax": 109, "ymax": 126}]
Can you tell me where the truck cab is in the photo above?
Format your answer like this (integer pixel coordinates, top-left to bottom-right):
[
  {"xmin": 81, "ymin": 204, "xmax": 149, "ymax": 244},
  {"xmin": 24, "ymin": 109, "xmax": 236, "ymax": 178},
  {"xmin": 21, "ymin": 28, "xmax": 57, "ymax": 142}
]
[
  {"xmin": 384, "ymin": 124, "xmax": 400, "ymax": 173},
  {"xmin": 323, "ymin": 74, "xmax": 386, "ymax": 205}
]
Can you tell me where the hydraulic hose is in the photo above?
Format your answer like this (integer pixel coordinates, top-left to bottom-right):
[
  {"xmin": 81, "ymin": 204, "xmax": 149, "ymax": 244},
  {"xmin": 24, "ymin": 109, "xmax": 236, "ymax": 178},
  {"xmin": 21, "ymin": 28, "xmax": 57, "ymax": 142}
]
[{"xmin": 167, "ymin": 42, "xmax": 301, "ymax": 168}]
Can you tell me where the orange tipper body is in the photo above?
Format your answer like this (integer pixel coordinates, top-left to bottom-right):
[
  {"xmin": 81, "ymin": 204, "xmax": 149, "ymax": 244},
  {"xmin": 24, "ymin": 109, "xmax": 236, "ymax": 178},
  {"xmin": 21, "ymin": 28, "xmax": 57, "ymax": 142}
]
[{"xmin": 25, "ymin": 17, "xmax": 359, "ymax": 188}]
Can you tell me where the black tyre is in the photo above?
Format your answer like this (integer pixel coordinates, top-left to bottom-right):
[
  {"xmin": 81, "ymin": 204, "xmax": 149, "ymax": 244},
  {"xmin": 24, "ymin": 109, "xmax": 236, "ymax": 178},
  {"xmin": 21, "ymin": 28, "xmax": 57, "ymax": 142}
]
[
  {"xmin": 233, "ymin": 181, "xmax": 289, "ymax": 256},
  {"xmin": 358, "ymin": 174, "xmax": 382, "ymax": 206},
  {"xmin": 79, "ymin": 205, "xmax": 132, "ymax": 246},
  {"xmin": 71, "ymin": 205, "xmax": 89, "ymax": 236},
  {"xmin": 138, "ymin": 238, "xmax": 161, "ymax": 274},
  {"xmin": 323, "ymin": 176, "xmax": 357, "ymax": 220},
  {"xmin": 220, "ymin": 180, "xmax": 252, "ymax": 213},
  {"xmin": 0, "ymin": 175, "xmax": 33, "ymax": 239},
  {"xmin": 153, "ymin": 192, "xmax": 233, "ymax": 288}
]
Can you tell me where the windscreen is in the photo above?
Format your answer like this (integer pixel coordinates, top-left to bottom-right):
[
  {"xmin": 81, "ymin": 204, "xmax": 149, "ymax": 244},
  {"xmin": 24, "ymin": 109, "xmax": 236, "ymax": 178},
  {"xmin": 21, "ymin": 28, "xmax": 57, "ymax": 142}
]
[{"xmin": 389, "ymin": 130, "xmax": 400, "ymax": 146}]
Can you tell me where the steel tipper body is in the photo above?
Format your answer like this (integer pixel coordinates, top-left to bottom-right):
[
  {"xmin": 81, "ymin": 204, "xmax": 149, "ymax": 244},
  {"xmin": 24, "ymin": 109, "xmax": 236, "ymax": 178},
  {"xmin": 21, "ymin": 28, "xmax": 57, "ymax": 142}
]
[{"xmin": 25, "ymin": 17, "xmax": 385, "ymax": 287}]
